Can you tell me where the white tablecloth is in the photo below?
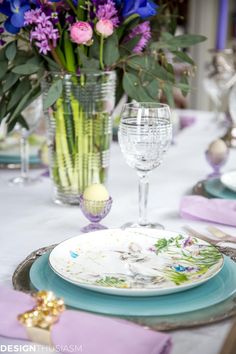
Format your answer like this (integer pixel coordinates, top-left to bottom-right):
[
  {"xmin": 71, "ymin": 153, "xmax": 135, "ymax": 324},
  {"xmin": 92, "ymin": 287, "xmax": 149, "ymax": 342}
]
[{"xmin": 0, "ymin": 110, "xmax": 236, "ymax": 354}]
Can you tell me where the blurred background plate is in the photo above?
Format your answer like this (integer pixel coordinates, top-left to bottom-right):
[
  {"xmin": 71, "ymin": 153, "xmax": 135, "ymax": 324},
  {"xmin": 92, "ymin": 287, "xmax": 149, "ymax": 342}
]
[
  {"xmin": 203, "ymin": 178, "xmax": 236, "ymax": 199},
  {"xmin": 221, "ymin": 171, "xmax": 236, "ymax": 192},
  {"xmin": 0, "ymin": 133, "xmax": 46, "ymax": 169}
]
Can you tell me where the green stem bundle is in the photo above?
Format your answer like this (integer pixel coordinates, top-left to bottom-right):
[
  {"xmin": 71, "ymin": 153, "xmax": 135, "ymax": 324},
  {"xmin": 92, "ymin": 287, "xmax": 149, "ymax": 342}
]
[
  {"xmin": 51, "ymin": 84, "xmax": 111, "ymax": 197},
  {"xmin": 99, "ymin": 36, "xmax": 104, "ymax": 70}
]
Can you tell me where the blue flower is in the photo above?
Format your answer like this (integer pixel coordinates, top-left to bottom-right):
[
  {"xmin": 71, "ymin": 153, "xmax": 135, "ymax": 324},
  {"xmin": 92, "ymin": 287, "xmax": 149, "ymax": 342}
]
[
  {"xmin": 173, "ymin": 265, "xmax": 186, "ymax": 272},
  {"xmin": 70, "ymin": 250, "xmax": 79, "ymax": 259},
  {"xmin": 0, "ymin": 0, "xmax": 32, "ymax": 34},
  {"xmin": 121, "ymin": 0, "xmax": 158, "ymax": 19},
  {"xmin": 173, "ymin": 265, "xmax": 198, "ymax": 273}
]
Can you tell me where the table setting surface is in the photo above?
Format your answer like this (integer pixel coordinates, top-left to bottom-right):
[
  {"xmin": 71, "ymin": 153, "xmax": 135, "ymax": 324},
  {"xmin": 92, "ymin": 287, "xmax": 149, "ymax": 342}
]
[{"xmin": 1, "ymin": 109, "xmax": 236, "ymax": 354}]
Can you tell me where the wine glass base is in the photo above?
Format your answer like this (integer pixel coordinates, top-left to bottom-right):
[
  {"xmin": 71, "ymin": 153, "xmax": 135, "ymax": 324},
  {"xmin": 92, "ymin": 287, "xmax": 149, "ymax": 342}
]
[
  {"xmin": 81, "ymin": 223, "xmax": 108, "ymax": 233},
  {"xmin": 121, "ymin": 222, "xmax": 164, "ymax": 230},
  {"xmin": 9, "ymin": 176, "xmax": 42, "ymax": 186}
]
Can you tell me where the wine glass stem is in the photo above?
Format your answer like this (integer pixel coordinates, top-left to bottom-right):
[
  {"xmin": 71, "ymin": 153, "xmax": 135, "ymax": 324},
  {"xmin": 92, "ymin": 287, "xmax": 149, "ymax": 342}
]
[
  {"xmin": 138, "ymin": 172, "xmax": 149, "ymax": 226},
  {"xmin": 20, "ymin": 131, "xmax": 29, "ymax": 180}
]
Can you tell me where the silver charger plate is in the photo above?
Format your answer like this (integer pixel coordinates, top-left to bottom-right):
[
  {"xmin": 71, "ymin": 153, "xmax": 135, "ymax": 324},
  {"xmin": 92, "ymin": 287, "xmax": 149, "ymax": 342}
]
[{"xmin": 12, "ymin": 244, "xmax": 236, "ymax": 331}]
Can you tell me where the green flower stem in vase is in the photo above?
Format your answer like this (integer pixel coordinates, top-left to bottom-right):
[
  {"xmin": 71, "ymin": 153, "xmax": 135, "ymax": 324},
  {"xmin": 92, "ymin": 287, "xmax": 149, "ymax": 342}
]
[{"xmin": 43, "ymin": 71, "xmax": 116, "ymax": 205}]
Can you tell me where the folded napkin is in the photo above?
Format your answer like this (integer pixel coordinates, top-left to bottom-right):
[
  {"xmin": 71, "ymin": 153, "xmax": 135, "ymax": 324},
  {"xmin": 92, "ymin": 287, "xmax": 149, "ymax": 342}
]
[
  {"xmin": 180, "ymin": 115, "xmax": 196, "ymax": 130},
  {"xmin": 0, "ymin": 286, "xmax": 172, "ymax": 354},
  {"xmin": 180, "ymin": 196, "xmax": 236, "ymax": 227}
]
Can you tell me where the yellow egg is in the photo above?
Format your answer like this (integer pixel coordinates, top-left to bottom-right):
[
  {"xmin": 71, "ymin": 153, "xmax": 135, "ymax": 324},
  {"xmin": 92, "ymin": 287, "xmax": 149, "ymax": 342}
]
[
  {"xmin": 208, "ymin": 139, "xmax": 228, "ymax": 155},
  {"xmin": 207, "ymin": 139, "xmax": 228, "ymax": 164},
  {"xmin": 83, "ymin": 184, "xmax": 109, "ymax": 201},
  {"xmin": 82, "ymin": 184, "xmax": 110, "ymax": 216}
]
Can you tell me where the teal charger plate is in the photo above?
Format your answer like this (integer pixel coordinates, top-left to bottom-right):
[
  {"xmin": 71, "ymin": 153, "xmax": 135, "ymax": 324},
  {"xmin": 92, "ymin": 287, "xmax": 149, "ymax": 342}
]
[
  {"xmin": 0, "ymin": 155, "xmax": 41, "ymax": 165},
  {"xmin": 30, "ymin": 253, "xmax": 236, "ymax": 317},
  {"xmin": 204, "ymin": 178, "xmax": 236, "ymax": 200}
]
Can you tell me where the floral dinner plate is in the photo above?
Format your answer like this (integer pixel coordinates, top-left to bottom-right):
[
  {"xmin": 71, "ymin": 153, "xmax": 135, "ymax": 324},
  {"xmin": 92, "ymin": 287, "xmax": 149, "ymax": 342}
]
[{"xmin": 49, "ymin": 228, "xmax": 224, "ymax": 296}]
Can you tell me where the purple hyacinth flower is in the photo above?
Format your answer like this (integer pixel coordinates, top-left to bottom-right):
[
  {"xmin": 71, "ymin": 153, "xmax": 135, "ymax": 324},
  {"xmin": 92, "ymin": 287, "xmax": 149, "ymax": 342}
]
[
  {"xmin": 35, "ymin": 39, "xmax": 50, "ymax": 55},
  {"xmin": 96, "ymin": 0, "xmax": 119, "ymax": 26},
  {"xmin": 124, "ymin": 21, "xmax": 151, "ymax": 53}
]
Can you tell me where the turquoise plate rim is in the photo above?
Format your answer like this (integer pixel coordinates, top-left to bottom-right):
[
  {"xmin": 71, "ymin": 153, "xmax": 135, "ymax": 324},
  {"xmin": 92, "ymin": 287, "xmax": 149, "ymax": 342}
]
[
  {"xmin": 204, "ymin": 178, "xmax": 236, "ymax": 199},
  {"xmin": 30, "ymin": 253, "xmax": 236, "ymax": 317},
  {"xmin": 0, "ymin": 156, "xmax": 40, "ymax": 164}
]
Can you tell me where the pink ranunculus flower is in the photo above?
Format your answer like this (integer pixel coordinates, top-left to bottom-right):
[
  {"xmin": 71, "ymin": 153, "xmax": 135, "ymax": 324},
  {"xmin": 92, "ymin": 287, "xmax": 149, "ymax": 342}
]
[
  {"xmin": 96, "ymin": 19, "xmax": 114, "ymax": 37},
  {"xmin": 70, "ymin": 21, "xmax": 93, "ymax": 45}
]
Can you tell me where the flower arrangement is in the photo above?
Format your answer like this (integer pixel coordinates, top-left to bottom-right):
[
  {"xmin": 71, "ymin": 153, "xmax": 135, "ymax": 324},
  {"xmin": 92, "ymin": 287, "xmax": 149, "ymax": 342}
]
[
  {"xmin": 0, "ymin": 0, "xmax": 206, "ymax": 121},
  {"xmin": 0, "ymin": 0, "xmax": 206, "ymax": 203}
]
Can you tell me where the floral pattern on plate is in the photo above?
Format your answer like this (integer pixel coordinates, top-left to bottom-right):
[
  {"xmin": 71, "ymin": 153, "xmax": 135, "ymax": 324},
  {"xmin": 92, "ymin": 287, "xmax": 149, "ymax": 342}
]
[{"xmin": 49, "ymin": 229, "xmax": 224, "ymax": 296}]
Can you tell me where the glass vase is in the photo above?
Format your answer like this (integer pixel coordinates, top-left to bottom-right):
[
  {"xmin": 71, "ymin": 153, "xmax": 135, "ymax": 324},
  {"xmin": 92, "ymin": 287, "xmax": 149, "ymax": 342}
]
[{"xmin": 42, "ymin": 71, "xmax": 116, "ymax": 205}]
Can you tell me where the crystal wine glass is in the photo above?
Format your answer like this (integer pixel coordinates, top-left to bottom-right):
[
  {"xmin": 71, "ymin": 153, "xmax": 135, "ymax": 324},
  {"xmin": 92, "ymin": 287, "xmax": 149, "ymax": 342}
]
[
  {"xmin": 9, "ymin": 96, "xmax": 43, "ymax": 186},
  {"xmin": 118, "ymin": 102, "xmax": 172, "ymax": 229}
]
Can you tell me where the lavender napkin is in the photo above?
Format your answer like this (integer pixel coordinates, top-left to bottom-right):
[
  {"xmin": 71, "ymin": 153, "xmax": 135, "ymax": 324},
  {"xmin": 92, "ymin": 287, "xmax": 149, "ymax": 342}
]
[
  {"xmin": 0, "ymin": 286, "xmax": 172, "ymax": 354},
  {"xmin": 180, "ymin": 195, "xmax": 236, "ymax": 227}
]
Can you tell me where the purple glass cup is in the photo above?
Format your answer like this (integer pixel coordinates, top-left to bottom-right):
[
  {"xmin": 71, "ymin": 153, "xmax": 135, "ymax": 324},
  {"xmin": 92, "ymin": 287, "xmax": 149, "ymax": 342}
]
[
  {"xmin": 79, "ymin": 195, "xmax": 113, "ymax": 233},
  {"xmin": 205, "ymin": 150, "xmax": 229, "ymax": 179}
]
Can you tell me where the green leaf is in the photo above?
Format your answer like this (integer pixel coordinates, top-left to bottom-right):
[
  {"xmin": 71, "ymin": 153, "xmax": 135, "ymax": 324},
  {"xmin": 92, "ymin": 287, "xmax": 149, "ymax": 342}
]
[
  {"xmin": 163, "ymin": 84, "xmax": 175, "ymax": 108},
  {"xmin": 179, "ymin": 75, "xmax": 189, "ymax": 97},
  {"xmin": 0, "ymin": 47, "xmax": 6, "ymax": 61},
  {"xmin": 0, "ymin": 97, "xmax": 7, "ymax": 121},
  {"xmin": 127, "ymin": 55, "xmax": 174, "ymax": 83},
  {"xmin": 123, "ymin": 71, "xmax": 139, "ymax": 101},
  {"xmin": 117, "ymin": 16, "xmax": 139, "ymax": 40},
  {"xmin": 143, "ymin": 79, "xmax": 159, "ymax": 100},
  {"xmin": 96, "ymin": 276, "xmax": 128, "ymax": 288},
  {"xmin": 64, "ymin": 31, "xmax": 76, "ymax": 72},
  {"xmin": 37, "ymin": 66, "xmax": 46, "ymax": 80},
  {"xmin": 55, "ymin": 46, "xmax": 67, "ymax": 69},
  {"xmin": 120, "ymin": 35, "xmax": 141, "ymax": 55},
  {"xmin": 89, "ymin": 35, "xmax": 100, "ymax": 60},
  {"xmin": 78, "ymin": 47, "xmax": 100, "ymax": 72},
  {"xmin": 167, "ymin": 270, "xmax": 188, "ymax": 285},
  {"xmin": 115, "ymin": 68, "xmax": 124, "ymax": 106},
  {"xmin": 5, "ymin": 41, "xmax": 16, "ymax": 61},
  {"xmin": 173, "ymin": 34, "xmax": 207, "ymax": 47},
  {"xmin": 161, "ymin": 32, "xmax": 173, "ymax": 41},
  {"xmin": 12, "ymin": 64, "xmax": 39, "ymax": 75},
  {"xmin": 155, "ymin": 238, "xmax": 168, "ymax": 252},
  {"xmin": 12, "ymin": 53, "xmax": 31, "ymax": 66},
  {"xmin": 172, "ymin": 50, "xmax": 195, "ymax": 66},
  {"xmin": 0, "ymin": 61, "xmax": 8, "ymax": 79},
  {"xmin": 42, "ymin": 55, "xmax": 60, "ymax": 70},
  {"xmin": 26, "ymin": 56, "xmax": 43, "ymax": 66},
  {"xmin": 168, "ymin": 8, "xmax": 178, "ymax": 35},
  {"xmin": 18, "ymin": 114, "xmax": 29, "ymax": 129},
  {"xmin": 7, "ymin": 114, "xmax": 29, "ymax": 133},
  {"xmin": 7, "ymin": 85, "xmax": 40, "ymax": 124},
  {"xmin": 151, "ymin": 34, "xmax": 207, "ymax": 50},
  {"xmin": 104, "ymin": 32, "xmax": 120, "ymax": 67},
  {"xmin": 7, "ymin": 79, "xmax": 31, "ymax": 110},
  {"xmin": 123, "ymin": 71, "xmax": 154, "ymax": 102},
  {"xmin": 3, "ymin": 72, "xmax": 19, "ymax": 93},
  {"xmin": 43, "ymin": 79, "xmax": 63, "ymax": 109}
]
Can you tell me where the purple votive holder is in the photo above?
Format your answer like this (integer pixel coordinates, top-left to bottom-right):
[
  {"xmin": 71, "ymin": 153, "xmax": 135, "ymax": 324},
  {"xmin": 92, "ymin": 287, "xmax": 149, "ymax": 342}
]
[
  {"xmin": 79, "ymin": 195, "xmax": 113, "ymax": 233},
  {"xmin": 205, "ymin": 150, "xmax": 229, "ymax": 179},
  {"xmin": 180, "ymin": 116, "xmax": 196, "ymax": 130}
]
